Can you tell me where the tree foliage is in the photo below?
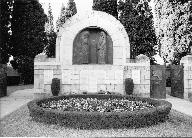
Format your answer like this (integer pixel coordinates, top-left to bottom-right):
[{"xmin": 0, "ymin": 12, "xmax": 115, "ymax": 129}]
[
  {"xmin": 45, "ymin": 3, "xmax": 54, "ymax": 33},
  {"xmin": 56, "ymin": 0, "xmax": 77, "ymax": 32},
  {"xmin": 11, "ymin": 0, "xmax": 47, "ymax": 58},
  {"xmin": 56, "ymin": 4, "xmax": 66, "ymax": 32},
  {"xmin": 45, "ymin": 3, "xmax": 56, "ymax": 58},
  {"xmin": 0, "ymin": 0, "xmax": 13, "ymax": 64},
  {"xmin": 65, "ymin": 0, "xmax": 77, "ymax": 18},
  {"xmin": 11, "ymin": 0, "xmax": 47, "ymax": 84},
  {"xmin": 92, "ymin": 0, "xmax": 118, "ymax": 19},
  {"xmin": 10, "ymin": 55, "xmax": 34, "ymax": 84},
  {"xmin": 118, "ymin": 0, "xmax": 157, "ymax": 59},
  {"xmin": 45, "ymin": 32, "xmax": 56, "ymax": 58},
  {"xmin": 153, "ymin": 0, "xmax": 192, "ymax": 64}
]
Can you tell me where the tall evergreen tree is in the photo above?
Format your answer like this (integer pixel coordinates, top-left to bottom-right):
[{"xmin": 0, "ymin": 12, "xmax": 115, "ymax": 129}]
[
  {"xmin": 45, "ymin": 3, "xmax": 54, "ymax": 33},
  {"xmin": 93, "ymin": 0, "xmax": 118, "ymax": 19},
  {"xmin": 65, "ymin": 0, "xmax": 77, "ymax": 18},
  {"xmin": 45, "ymin": 3, "xmax": 56, "ymax": 58},
  {"xmin": 118, "ymin": 0, "xmax": 157, "ymax": 59},
  {"xmin": 56, "ymin": 3, "xmax": 66, "ymax": 32},
  {"xmin": 11, "ymin": 0, "xmax": 47, "ymax": 84},
  {"xmin": 56, "ymin": 0, "xmax": 77, "ymax": 32},
  {"xmin": 0, "ymin": 0, "xmax": 13, "ymax": 64}
]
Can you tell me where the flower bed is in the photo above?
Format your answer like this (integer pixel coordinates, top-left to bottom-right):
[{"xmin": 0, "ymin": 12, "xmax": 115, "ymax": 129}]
[
  {"xmin": 40, "ymin": 97, "xmax": 155, "ymax": 112},
  {"xmin": 27, "ymin": 94, "xmax": 172, "ymax": 129}
]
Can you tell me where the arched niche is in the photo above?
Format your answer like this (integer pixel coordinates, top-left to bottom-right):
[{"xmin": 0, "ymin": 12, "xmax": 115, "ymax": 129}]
[
  {"xmin": 56, "ymin": 10, "xmax": 130, "ymax": 65},
  {"xmin": 73, "ymin": 27, "xmax": 113, "ymax": 64}
]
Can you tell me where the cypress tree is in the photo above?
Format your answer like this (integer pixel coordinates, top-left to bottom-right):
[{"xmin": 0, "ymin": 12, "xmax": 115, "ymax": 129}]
[
  {"xmin": 45, "ymin": 3, "xmax": 57, "ymax": 58},
  {"xmin": 0, "ymin": 0, "xmax": 13, "ymax": 64},
  {"xmin": 119, "ymin": 0, "xmax": 157, "ymax": 59},
  {"xmin": 93, "ymin": 0, "xmax": 118, "ymax": 19},
  {"xmin": 11, "ymin": 0, "xmax": 47, "ymax": 84},
  {"xmin": 56, "ymin": 3, "xmax": 66, "ymax": 32}
]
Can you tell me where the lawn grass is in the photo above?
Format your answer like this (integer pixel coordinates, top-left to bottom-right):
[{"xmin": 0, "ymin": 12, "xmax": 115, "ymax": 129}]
[{"xmin": 0, "ymin": 104, "xmax": 192, "ymax": 137}]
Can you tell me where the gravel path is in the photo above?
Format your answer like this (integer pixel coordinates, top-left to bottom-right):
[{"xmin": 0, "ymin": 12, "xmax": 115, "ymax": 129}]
[
  {"xmin": 0, "ymin": 104, "xmax": 192, "ymax": 137},
  {"xmin": 6, "ymin": 84, "xmax": 33, "ymax": 96}
]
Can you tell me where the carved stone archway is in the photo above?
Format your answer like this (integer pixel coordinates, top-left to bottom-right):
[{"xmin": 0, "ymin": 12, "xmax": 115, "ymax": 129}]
[
  {"xmin": 56, "ymin": 10, "xmax": 130, "ymax": 66},
  {"xmin": 34, "ymin": 11, "xmax": 151, "ymax": 96}
]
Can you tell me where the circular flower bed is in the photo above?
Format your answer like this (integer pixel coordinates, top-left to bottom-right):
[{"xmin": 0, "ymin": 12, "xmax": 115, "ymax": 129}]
[{"xmin": 28, "ymin": 94, "xmax": 172, "ymax": 129}]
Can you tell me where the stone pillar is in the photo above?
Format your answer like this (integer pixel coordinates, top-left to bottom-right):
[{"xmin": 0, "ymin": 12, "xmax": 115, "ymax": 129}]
[
  {"xmin": 34, "ymin": 54, "xmax": 47, "ymax": 93},
  {"xmin": 180, "ymin": 55, "xmax": 192, "ymax": 100},
  {"xmin": 56, "ymin": 36, "xmax": 61, "ymax": 62}
]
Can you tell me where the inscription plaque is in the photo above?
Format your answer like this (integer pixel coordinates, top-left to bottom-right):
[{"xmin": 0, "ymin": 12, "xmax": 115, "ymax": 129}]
[
  {"xmin": 131, "ymin": 70, "xmax": 140, "ymax": 84},
  {"xmin": 44, "ymin": 70, "xmax": 53, "ymax": 84}
]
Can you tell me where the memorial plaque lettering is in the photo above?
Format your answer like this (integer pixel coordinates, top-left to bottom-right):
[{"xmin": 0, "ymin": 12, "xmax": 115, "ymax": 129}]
[
  {"xmin": 44, "ymin": 70, "xmax": 53, "ymax": 84},
  {"xmin": 131, "ymin": 70, "xmax": 140, "ymax": 84}
]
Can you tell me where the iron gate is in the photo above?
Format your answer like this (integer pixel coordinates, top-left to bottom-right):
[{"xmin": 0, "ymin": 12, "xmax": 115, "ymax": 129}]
[{"xmin": 170, "ymin": 64, "xmax": 184, "ymax": 98}]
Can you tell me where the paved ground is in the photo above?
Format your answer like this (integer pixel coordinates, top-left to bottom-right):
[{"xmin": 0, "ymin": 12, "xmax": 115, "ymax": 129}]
[
  {"xmin": 166, "ymin": 95, "xmax": 192, "ymax": 117},
  {"xmin": 0, "ymin": 86, "xmax": 192, "ymax": 118},
  {"xmin": 6, "ymin": 84, "xmax": 34, "ymax": 96},
  {"xmin": 0, "ymin": 88, "xmax": 35, "ymax": 118}
]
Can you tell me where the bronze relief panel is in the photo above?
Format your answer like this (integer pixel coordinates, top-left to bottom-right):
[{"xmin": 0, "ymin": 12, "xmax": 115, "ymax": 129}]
[{"xmin": 73, "ymin": 28, "xmax": 113, "ymax": 64}]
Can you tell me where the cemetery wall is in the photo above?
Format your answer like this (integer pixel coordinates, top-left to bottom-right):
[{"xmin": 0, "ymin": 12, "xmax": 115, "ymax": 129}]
[{"xmin": 34, "ymin": 62, "xmax": 150, "ymax": 97}]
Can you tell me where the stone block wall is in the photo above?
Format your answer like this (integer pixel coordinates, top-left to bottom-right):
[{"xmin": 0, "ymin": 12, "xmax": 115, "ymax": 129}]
[
  {"xmin": 34, "ymin": 64, "xmax": 125, "ymax": 95},
  {"xmin": 124, "ymin": 63, "xmax": 150, "ymax": 97},
  {"xmin": 34, "ymin": 62, "xmax": 61, "ymax": 93},
  {"xmin": 61, "ymin": 65, "xmax": 124, "ymax": 94},
  {"xmin": 34, "ymin": 63, "xmax": 150, "ymax": 97},
  {"xmin": 34, "ymin": 54, "xmax": 150, "ymax": 97}
]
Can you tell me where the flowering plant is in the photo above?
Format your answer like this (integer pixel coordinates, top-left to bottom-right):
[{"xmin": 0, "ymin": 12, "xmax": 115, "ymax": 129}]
[{"xmin": 40, "ymin": 97, "xmax": 155, "ymax": 112}]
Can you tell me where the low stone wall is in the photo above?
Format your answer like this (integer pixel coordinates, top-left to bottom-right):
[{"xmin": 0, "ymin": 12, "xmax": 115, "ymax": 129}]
[
  {"xmin": 34, "ymin": 62, "xmax": 150, "ymax": 97},
  {"xmin": 35, "ymin": 64, "xmax": 124, "ymax": 95},
  {"xmin": 34, "ymin": 62, "xmax": 61, "ymax": 93},
  {"xmin": 124, "ymin": 63, "xmax": 150, "ymax": 97},
  {"xmin": 61, "ymin": 65, "xmax": 124, "ymax": 94},
  {"xmin": 34, "ymin": 54, "xmax": 150, "ymax": 97}
]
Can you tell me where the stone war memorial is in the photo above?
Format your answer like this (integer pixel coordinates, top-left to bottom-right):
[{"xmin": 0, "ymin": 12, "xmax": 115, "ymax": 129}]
[{"xmin": 34, "ymin": 10, "xmax": 151, "ymax": 97}]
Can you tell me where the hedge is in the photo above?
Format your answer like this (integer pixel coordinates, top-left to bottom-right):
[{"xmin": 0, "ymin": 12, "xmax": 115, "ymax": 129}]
[{"xmin": 27, "ymin": 94, "xmax": 172, "ymax": 129}]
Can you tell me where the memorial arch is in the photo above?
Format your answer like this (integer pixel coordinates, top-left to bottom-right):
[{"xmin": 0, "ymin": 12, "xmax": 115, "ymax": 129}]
[
  {"xmin": 34, "ymin": 10, "xmax": 151, "ymax": 96},
  {"xmin": 56, "ymin": 10, "xmax": 130, "ymax": 65}
]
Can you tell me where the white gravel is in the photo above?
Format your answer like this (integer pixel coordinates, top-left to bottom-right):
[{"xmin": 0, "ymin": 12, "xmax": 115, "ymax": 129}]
[{"xmin": 0, "ymin": 104, "xmax": 192, "ymax": 137}]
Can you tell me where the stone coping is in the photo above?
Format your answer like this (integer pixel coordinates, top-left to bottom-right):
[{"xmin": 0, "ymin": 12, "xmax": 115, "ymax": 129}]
[
  {"xmin": 34, "ymin": 62, "xmax": 61, "ymax": 65},
  {"xmin": 34, "ymin": 62, "xmax": 150, "ymax": 66}
]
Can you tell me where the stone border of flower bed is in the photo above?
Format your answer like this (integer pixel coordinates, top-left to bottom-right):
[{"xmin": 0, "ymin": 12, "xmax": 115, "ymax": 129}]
[{"xmin": 27, "ymin": 94, "xmax": 172, "ymax": 129}]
